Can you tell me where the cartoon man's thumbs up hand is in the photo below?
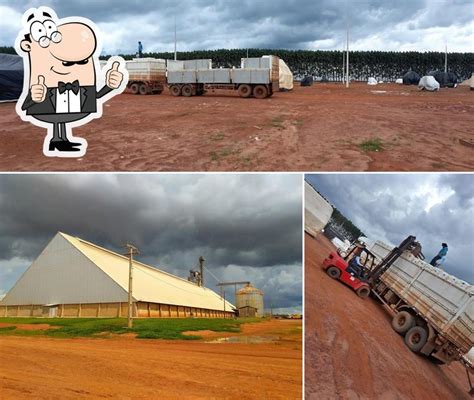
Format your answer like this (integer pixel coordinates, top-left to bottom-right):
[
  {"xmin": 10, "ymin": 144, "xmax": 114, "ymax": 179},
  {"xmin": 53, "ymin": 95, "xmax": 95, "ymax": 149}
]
[
  {"xmin": 106, "ymin": 61, "xmax": 124, "ymax": 90},
  {"xmin": 31, "ymin": 75, "xmax": 47, "ymax": 103}
]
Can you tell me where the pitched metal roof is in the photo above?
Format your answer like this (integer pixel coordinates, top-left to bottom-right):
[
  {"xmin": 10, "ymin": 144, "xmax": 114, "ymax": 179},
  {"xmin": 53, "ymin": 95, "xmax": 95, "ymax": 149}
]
[{"xmin": 1, "ymin": 232, "xmax": 234, "ymax": 311}]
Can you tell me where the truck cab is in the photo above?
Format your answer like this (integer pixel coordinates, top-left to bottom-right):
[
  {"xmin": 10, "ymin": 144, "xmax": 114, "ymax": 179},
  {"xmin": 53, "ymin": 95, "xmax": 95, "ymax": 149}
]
[{"xmin": 322, "ymin": 242, "xmax": 377, "ymax": 298}]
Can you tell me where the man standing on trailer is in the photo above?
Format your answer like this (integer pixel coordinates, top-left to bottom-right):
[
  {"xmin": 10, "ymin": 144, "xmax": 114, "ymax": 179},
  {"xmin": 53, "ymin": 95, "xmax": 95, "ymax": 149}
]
[
  {"xmin": 430, "ymin": 243, "xmax": 448, "ymax": 267},
  {"xmin": 138, "ymin": 41, "xmax": 143, "ymax": 58}
]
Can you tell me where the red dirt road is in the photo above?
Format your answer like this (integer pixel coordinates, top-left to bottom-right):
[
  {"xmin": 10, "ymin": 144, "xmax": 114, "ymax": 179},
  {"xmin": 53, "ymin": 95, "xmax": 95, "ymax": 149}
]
[
  {"xmin": 0, "ymin": 319, "xmax": 301, "ymax": 400},
  {"xmin": 0, "ymin": 84, "xmax": 472, "ymax": 172},
  {"xmin": 305, "ymin": 233, "xmax": 470, "ymax": 400}
]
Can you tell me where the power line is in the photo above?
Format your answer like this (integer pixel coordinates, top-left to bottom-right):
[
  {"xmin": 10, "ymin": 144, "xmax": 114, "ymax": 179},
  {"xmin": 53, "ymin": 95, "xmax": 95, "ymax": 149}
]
[{"xmin": 203, "ymin": 265, "xmax": 222, "ymax": 284}]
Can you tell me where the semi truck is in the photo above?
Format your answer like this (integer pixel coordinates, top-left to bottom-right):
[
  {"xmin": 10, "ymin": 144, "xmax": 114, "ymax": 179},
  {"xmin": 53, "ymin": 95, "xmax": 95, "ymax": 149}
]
[
  {"xmin": 167, "ymin": 56, "xmax": 280, "ymax": 99},
  {"xmin": 323, "ymin": 236, "xmax": 473, "ymax": 367}
]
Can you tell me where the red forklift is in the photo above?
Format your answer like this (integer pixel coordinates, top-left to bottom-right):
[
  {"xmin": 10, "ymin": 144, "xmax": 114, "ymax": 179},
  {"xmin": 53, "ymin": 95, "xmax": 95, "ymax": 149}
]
[{"xmin": 322, "ymin": 236, "xmax": 423, "ymax": 299}]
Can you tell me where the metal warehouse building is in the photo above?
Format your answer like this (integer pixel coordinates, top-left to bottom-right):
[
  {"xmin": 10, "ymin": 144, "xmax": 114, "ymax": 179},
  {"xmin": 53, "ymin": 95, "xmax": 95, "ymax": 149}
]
[{"xmin": 0, "ymin": 232, "xmax": 235, "ymax": 319}]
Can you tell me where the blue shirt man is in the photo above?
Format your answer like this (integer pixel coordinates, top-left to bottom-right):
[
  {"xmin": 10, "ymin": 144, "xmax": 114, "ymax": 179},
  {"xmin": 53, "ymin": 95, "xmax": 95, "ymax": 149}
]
[
  {"xmin": 138, "ymin": 41, "xmax": 143, "ymax": 57},
  {"xmin": 430, "ymin": 243, "xmax": 448, "ymax": 267}
]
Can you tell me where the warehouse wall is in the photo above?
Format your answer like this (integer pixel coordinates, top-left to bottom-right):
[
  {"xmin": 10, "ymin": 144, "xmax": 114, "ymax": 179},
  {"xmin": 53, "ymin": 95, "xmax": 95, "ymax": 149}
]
[
  {"xmin": 0, "ymin": 302, "xmax": 234, "ymax": 319},
  {"xmin": 305, "ymin": 181, "xmax": 333, "ymax": 237}
]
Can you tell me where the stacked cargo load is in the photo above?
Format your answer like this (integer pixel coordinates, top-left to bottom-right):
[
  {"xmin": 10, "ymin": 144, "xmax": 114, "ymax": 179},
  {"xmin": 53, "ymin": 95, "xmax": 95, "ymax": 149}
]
[
  {"xmin": 167, "ymin": 56, "xmax": 280, "ymax": 98},
  {"xmin": 125, "ymin": 58, "xmax": 166, "ymax": 95}
]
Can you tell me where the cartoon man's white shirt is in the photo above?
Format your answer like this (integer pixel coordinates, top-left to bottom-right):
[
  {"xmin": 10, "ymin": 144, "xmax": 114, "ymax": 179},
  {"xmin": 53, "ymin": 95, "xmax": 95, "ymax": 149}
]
[{"xmin": 56, "ymin": 89, "xmax": 81, "ymax": 113}]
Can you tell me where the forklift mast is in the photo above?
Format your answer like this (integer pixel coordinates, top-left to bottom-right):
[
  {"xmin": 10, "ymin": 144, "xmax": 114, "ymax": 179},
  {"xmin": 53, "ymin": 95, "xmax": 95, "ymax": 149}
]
[{"xmin": 367, "ymin": 235, "xmax": 421, "ymax": 287}]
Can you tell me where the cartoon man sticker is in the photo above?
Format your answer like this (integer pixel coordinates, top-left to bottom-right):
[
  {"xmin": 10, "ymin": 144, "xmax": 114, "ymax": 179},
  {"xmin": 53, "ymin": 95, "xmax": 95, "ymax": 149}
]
[{"xmin": 15, "ymin": 7, "xmax": 128, "ymax": 157}]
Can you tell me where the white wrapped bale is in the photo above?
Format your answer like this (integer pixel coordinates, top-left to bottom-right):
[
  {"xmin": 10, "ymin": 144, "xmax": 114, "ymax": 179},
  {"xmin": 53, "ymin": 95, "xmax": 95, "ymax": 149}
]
[
  {"xmin": 368, "ymin": 77, "xmax": 378, "ymax": 85},
  {"xmin": 419, "ymin": 76, "xmax": 440, "ymax": 92}
]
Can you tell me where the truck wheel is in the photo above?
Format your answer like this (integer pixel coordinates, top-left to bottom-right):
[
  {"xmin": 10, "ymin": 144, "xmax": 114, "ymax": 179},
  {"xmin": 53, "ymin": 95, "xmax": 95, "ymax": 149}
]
[
  {"xmin": 238, "ymin": 85, "xmax": 252, "ymax": 98},
  {"xmin": 253, "ymin": 85, "xmax": 268, "ymax": 99},
  {"xmin": 391, "ymin": 311, "xmax": 415, "ymax": 334},
  {"xmin": 326, "ymin": 267, "xmax": 341, "ymax": 279},
  {"xmin": 170, "ymin": 85, "xmax": 182, "ymax": 97},
  {"xmin": 404, "ymin": 326, "xmax": 428, "ymax": 353},
  {"xmin": 182, "ymin": 84, "xmax": 194, "ymax": 97},
  {"xmin": 139, "ymin": 84, "xmax": 149, "ymax": 95},
  {"xmin": 356, "ymin": 286, "xmax": 370, "ymax": 299},
  {"xmin": 130, "ymin": 83, "xmax": 139, "ymax": 95}
]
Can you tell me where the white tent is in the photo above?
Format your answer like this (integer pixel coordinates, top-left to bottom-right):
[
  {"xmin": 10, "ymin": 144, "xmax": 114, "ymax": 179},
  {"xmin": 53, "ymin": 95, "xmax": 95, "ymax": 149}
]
[{"xmin": 279, "ymin": 59, "xmax": 294, "ymax": 90}]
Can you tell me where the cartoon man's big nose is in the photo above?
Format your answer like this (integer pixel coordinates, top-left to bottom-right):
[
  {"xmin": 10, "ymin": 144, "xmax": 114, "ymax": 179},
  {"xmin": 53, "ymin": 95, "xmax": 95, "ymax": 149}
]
[{"xmin": 16, "ymin": 7, "xmax": 127, "ymax": 157}]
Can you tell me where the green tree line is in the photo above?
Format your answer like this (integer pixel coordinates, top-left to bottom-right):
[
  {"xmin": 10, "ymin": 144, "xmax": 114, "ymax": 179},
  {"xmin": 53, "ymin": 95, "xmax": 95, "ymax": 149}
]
[
  {"xmin": 328, "ymin": 208, "xmax": 366, "ymax": 242},
  {"xmin": 2, "ymin": 46, "xmax": 472, "ymax": 81}
]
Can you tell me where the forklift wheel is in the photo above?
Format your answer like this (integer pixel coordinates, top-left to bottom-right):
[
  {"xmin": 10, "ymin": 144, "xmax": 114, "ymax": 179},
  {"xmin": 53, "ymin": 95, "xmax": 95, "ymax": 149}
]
[
  {"xmin": 356, "ymin": 286, "xmax": 370, "ymax": 299},
  {"xmin": 327, "ymin": 267, "xmax": 341, "ymax": 279}
]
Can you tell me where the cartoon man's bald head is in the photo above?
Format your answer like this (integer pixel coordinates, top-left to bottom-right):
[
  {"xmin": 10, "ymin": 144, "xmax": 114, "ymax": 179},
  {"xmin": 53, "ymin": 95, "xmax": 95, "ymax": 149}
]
[{"xmin": 19, "ymin": 10, "xmax": 98, "ymax": 87}]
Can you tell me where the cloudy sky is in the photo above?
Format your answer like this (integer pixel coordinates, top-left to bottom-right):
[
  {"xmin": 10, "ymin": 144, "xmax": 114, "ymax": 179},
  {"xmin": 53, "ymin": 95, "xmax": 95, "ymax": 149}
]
[
  {"xmin": 0, "ymin": 174, "xmax": 302, "ymax": 313},
  {"xmin": 0, "ymin": 1, "xmax": 473, "ymax": 54},
  {"xmin": 306, "ymin": 174, "xmax": 474, "ymax": 283}
]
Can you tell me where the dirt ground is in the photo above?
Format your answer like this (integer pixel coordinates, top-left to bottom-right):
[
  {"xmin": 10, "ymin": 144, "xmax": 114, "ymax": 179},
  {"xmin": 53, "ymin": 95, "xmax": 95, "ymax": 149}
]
[
  {"xmin": 305, "ymin": 233, "xmax": 471, "ymax": 400},
  {"xmin": 0, "ymin": 319, "xmax": 301, "ymax": 400},
  {"xmin": 0, "ymin": 83, "xmax": 472, "ymax": 172}
]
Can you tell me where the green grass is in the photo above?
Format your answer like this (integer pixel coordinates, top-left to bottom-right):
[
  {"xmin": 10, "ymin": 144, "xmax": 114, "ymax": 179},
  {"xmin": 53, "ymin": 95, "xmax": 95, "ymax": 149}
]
[
  {"xmin": 210, "ymin": 151, "xmax": 219, "ymax": 161},
  {"xmin": 0, "ymin": 317, "xmax": 262, "ymax": 340},
  {"xmin": 271, "ymin": 116, "xmax": 285, "ymax": 128},
  {"xmin": 359, "ymin": 138, "xmax": 384, "ymax": 152},
  {"xmin": 210, "ymin": 132, "xmax": 225, "ymax": 141}
]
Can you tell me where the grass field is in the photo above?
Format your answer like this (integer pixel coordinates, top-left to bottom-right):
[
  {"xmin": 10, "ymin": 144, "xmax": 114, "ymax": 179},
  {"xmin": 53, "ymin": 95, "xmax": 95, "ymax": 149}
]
[{"xmin": 0, "ymin": 317, "xmax": 262, "ymax": 340}]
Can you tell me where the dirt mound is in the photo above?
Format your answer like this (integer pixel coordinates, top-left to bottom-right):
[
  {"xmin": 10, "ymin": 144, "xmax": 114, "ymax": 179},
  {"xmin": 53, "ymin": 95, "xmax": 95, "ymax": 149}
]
[{"xmin": 305, "ymin": 233, "xmax": 470, "ymax": 399}]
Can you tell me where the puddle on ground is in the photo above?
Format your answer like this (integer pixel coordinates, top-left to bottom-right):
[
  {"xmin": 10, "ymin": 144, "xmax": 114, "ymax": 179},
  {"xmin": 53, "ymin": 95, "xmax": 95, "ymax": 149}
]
[{"xmin": 206, "ymin": 335, "xmax": 278, "ymax": 344}]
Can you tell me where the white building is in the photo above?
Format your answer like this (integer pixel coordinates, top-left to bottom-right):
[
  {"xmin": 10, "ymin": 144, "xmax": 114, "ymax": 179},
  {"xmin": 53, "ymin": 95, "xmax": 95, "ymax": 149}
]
[{"xmin": 0, "ymin": 232, "xmax": 234, "ymax": 318}]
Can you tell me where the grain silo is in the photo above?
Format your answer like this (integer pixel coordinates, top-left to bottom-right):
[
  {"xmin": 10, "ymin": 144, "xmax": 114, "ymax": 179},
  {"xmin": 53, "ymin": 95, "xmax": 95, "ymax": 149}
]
[{"xmin": 236, "ymin": 284, "xmax": 264, "ymax": 317}]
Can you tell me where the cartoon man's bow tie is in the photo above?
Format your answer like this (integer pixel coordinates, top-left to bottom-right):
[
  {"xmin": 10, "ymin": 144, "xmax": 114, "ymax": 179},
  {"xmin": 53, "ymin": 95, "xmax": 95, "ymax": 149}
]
[{"xmin": 58, "ymin": 80, "xmax": 80, "ymax": 95}]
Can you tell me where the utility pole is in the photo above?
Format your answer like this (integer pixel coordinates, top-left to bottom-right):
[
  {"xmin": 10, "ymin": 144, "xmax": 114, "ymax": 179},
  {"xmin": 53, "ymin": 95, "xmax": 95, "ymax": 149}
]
[
  {"xmin": 346, "ymin": 27, "xmax": 350, "ymax": 88},
  {"xmin": 342, "ymin": 48, "xmax": 346, "ymax": 84},
  {"xmin": 174, "ymin": 16, "xmax": 177, "ymax": 61},
  {"xmin": 125, "ymin": 244, "xmax": 139, "ymax": 329},
  {"xmin": 445, "ymin": 41, "xmax": 448, "ymax": 73},
  {"xmin": 198, "ymin": 256, "xmax": 205, "ymax": 287}
]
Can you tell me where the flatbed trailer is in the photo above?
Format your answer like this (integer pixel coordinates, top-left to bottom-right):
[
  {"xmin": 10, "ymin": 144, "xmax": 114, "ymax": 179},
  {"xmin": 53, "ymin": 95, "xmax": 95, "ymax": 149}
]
[{"xmin": 167, "ymin": 56, "xmax": 280, "ymax": 99}]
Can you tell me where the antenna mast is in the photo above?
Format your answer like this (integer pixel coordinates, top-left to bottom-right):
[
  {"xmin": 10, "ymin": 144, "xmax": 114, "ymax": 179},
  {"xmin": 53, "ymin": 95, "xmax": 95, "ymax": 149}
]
[{"xmin": 174, "ymin": 16, "xmax": 177, "ymax": 61}]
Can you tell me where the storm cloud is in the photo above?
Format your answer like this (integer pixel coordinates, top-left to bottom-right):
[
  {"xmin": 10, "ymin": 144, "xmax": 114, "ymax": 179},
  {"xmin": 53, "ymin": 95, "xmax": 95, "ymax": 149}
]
[
  {"xmin": 306, "ymin": 174, "xmax": 474, "ymax": 283},
  {"xmin": 0, "ymin": 0, "xmax": 472, "ymax": 53},
  {"xmin": 0, "ymin": 174, "xmax": 303, "ymax": 312}
]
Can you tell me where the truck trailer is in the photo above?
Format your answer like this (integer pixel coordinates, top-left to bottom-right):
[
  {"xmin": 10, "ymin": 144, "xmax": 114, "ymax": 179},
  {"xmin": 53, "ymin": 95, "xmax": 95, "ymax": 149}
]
[
  {"xmin": 370, "ymin": 240, "xmax": 473, "ymax": 365},
  {"xmin": 323, "ymin": 236, "xmax": 473, "ymax": 366},
  {"xmin": 125, "ymin": 58, "xmax": 167, "ymax": 95},
  {"xmin": 167, "ymin": 56, "xmax": 280, "ymax": 99}
]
